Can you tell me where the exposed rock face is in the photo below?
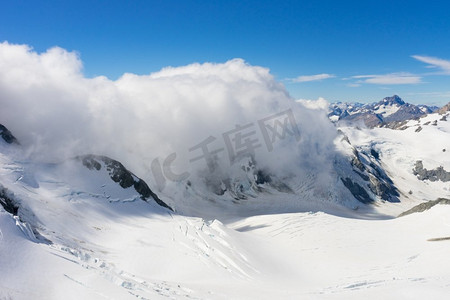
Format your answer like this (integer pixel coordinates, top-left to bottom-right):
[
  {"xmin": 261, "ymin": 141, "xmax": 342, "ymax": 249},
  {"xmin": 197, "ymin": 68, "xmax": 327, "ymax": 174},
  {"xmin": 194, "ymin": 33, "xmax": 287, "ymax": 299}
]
[
  {"xmin": 413, "ymin": 161, "xmax": 450, "ymax": 182},
  {"xmin": 368, "ymin": 173, "xmax": 399, "ymax": 201},
  {"xmin": 0, "ymin": 185, "xmax": 52, "ymax": 244},
  {"xmin": 342, "ymin": 113, "xmax": 383, "ymax": 128},
  {"xmin": 0, "ymin": 124, "xmax": 19, "ymax": 144},
  {"xmin": 351, "ymin": 149, "xmax": 365, "ymax": 171},
  {"xmin": 77, "ymin": 155, "xmax": 173, "ymax": 211},
  {"xmin": 438, "ymin": 102, "xmax": 450, "ymax": 115},
  {"xmin": 382, "ymin": 103, "xmax": 424, "ymax": 123},
  {"xmin": 0, "ymin": 186, "xmax": 19, "ymax": 216},
  {"xmin": 370, "ymin": 149, "xmax": 380, "ymax": 160},
  {"xmin": 398, "ymin": 198, "xmax": 450, "ymax": 217},
  {"xmin": 348, "ymin": 147, "xmax": 399, "ymax": 203},
  {"xmin": 197, "ymin": 155, "xmax": 294, "ymax": 201},
  {"xmin": 341, "ymin": 177, "xmax": 372, "ymax": 204},
  {"xmin": 382, "ymin": 95, "xmax": 406, "ymax": 106},
  {"xmin": 336, "ymin": 132, "xmax": 400, "ymax": 204}
]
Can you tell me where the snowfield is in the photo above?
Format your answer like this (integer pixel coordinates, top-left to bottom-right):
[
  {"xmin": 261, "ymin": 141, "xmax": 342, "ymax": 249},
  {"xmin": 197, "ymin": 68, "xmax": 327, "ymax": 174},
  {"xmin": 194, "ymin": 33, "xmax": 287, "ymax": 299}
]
[
  {"xmin": 2, "ymin": 192, "xmax": 450, "ymax": 299},
  {"xmin": 1, "ymin": 109, "xmax": 450, "ymax": 299}
]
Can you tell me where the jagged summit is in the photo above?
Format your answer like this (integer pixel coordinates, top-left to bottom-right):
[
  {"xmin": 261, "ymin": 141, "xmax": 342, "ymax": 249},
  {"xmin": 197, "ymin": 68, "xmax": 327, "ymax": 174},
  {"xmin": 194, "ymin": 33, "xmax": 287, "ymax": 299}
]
[{"xmin": 380, "ymin": 95, "xmax": 405, "ymax": 106}]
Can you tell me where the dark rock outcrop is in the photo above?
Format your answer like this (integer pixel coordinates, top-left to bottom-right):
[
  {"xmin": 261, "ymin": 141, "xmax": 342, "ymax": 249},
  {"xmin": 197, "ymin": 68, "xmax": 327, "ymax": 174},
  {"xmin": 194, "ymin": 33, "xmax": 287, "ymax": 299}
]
[
  {"xmin": 341, "ymin": 177, "xmax": 373, "ymax": 204},
  {"xmin": 413, "ymin": 161, "xmax": 450, "ymax": 182},
  {"xmin": 368, "ymin": 174, "xmax": 399, "ymax": 202},
  {"xmin": 0, "ymin": 186, "xmax": 52, "ymax": 244},
  {"xmin": 398, "ymin": 198, "xmax": 450, "ymax": 217},
  {"xmin": 0, "ymin": 124, "xmax": 19, "ymax": 144},
  {"xmin": 77, "ymin": 155, "xmax": 173, "ymax": 211},
  {"xmin": 370, "ymin": 148, "xmax": 380, "ymax": 160},
  {"xmin": 351, "ymin": 149, "xmax": 365, "ymax": 171},
  {"xmin": 0, "ymin": 187, "xmax": 19, "ymax": 215},
  {"xmin": 255, "ymin": 169, "xmax": 272, "ymax": 185},
  {"xmin": 343, "ymin": 146, "xmax": 399, "ymax": 203}
]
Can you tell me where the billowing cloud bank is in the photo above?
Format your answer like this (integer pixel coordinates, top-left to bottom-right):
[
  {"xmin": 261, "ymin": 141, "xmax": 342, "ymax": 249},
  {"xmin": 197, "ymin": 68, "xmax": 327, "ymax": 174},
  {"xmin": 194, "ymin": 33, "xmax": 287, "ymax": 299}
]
[{"xmin": 0, "ymin": 42, "xmax": 336, "ymax": 193}]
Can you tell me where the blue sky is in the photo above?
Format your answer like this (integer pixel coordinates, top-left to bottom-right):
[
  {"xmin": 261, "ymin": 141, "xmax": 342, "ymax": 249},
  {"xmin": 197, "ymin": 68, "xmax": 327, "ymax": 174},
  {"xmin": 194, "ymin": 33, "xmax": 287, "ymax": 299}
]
[{"xmin": 1, "ymin": 0, "xmax": 450, "ymax": 105}]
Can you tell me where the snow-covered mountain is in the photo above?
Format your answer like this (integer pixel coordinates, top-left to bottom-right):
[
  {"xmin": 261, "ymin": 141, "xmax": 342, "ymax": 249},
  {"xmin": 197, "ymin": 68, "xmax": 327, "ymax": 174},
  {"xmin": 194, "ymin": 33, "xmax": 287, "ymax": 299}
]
[
  {"xmin": 328, "ymin": 95, "xmax": 439, "ymax": 127},
  {"xmin": 1, "ymin": 44, "xmax": 450, "ymax": 299},
  {"xmin": 335, "ymin": 106, "xmax": 450, "ymax": 213},
  {"xmin": 1, "ymin": 103, "xmax": 450, "ymax": 299}
]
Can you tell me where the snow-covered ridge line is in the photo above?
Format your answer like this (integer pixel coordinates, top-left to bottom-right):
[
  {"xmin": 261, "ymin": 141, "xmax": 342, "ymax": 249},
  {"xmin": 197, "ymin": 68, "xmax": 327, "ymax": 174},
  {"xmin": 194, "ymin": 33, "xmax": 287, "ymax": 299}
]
[
  {"xmin": 328, "ymin": 95, "xmax": 444, "ymax": 127},
  {"xmin": 75, "ymin": 154, "xmax": 173, "ymax": 211},
  {"xmin": 0, "ymin": 124, "xmax": 172, "ymax": 212}
]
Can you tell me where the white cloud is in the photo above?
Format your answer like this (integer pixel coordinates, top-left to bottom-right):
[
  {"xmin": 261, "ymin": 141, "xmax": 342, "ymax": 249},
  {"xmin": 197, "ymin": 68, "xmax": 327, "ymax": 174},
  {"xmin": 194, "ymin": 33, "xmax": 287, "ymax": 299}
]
[
  {"xmin": 293, "ymin": 73, "xmax": 335, "ymax": 82},
  {"xmin": 412, "ymin": 55, "xmax": 450, "ymax": 74},
  {"xmin": 352, "ymin": 73, "xmax": 422, "ymax": 85},
  {"xmin": 296, "ymin": 97, "xmax": 329, "ymax": 110},
  {"xmin": 0, "ymin": 42, "xmax": 338, "ymax": 195}
]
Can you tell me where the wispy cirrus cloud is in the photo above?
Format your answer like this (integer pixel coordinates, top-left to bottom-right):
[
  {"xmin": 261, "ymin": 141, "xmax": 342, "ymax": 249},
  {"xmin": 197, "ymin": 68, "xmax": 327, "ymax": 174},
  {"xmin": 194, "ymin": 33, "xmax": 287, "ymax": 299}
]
[
  {"xmin": 292, "ymin": 73, "xmax": 335, "ymax": 82},
  {"xmin": 351, "ymin": 73, "xmax": 422, "ymax": 85},
  {"xmin": 412, "ymin": 55, "xmax": 450, "ymax": 74}
]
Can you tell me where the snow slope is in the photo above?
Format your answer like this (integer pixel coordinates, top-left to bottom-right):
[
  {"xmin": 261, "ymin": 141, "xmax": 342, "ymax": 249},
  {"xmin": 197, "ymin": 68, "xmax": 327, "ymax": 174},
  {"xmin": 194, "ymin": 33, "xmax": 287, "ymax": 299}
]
[
  {"xmin": 230, "ymin": 206, "xmax": 450, "ymax": 299},
  {"xmin": 0, "ymin": 146, "xmax": 262, "ymax": 299},
  {"xmin": 2, "ymin": 181, "xmax": 450, "ymax": 299}
]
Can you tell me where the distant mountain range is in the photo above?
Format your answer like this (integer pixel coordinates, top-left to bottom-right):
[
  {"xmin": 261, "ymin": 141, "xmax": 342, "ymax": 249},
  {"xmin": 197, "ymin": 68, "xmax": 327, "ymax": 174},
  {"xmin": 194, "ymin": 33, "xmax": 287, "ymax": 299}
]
[{"xmin": 328, "ymin": 95, "xmax": 442, "ymax": 127}]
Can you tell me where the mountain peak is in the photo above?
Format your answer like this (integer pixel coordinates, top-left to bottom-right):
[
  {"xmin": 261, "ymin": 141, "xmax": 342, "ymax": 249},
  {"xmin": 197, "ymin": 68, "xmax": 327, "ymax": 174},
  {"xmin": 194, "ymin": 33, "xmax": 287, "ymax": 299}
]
[{"xmin": 381, "ymin": 95, "xmax": 405, "ymax": 106}]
